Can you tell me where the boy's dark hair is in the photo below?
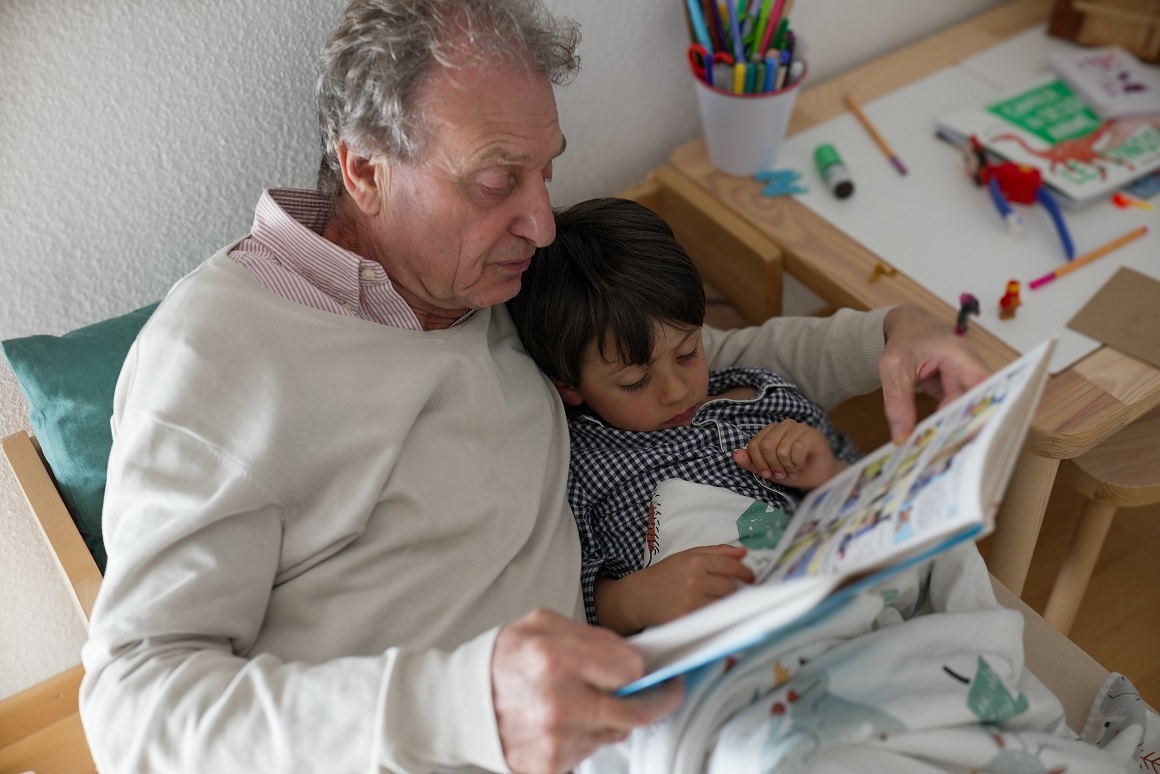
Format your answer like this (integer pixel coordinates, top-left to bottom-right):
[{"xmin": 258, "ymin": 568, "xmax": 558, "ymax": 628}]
[{"xmin": 506, "ymin": 197, "xmax": 705, "ymax": 387}]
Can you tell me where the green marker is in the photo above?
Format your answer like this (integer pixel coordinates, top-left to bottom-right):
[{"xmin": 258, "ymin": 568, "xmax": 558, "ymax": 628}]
[{"xmin": 814, "ymin": 143, "xmax": 854, "ymax": 199}]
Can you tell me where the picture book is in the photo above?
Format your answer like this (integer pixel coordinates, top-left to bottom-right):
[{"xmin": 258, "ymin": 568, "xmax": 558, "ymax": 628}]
[
  {"xmin": 934, "ymin": 74, "xmax": 1160, "ymax": 207},
  {"xmin": 617, "ymin": 339, "xmax": 1055, "ymax": 697},
  {"xmin": 1047, "ymin": 45, "xmax": 1160, "ymax": 120}
]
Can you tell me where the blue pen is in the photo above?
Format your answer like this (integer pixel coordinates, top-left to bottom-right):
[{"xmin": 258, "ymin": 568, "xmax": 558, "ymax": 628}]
[
  {"xmin": 763, "ymin": 50, "xmax": 778, "ymax": 92},
  {"xmin": 685, "ymin": 0, "xmax": 714, "ymax": 53},
  {"xmin": 725, "ymin": 0, "xmax": 745, "ymax": 62}
]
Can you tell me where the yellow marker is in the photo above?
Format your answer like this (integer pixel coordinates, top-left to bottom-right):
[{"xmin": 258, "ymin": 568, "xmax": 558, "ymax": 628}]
[{"xmin": 733, "ymin": 62, "xmax": 747, "ymax": 95}]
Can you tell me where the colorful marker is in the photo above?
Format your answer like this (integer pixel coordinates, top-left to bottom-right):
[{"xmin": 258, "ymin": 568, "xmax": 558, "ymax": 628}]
[
  {"xmin": 756, "ymin": 0, "xmax": 785, "ymax": 57},
  {"xmin": 725, "ymin": 0, "xmax": 745, "ymax": 61},
  {"xmin": 1029, "ymin": 226, "xmax": 1148, "ymax": 289},
  {"xmin": 844, "ymin": 93, "xmax": 908, "ymax": 176},
  {"xmin": 685, "ymin": 0, "xmax": 714, "ymax": 53},
  {"xmin": 762, "ymin": 53, "xmax": 777, "ymax": 92},
  {"xmin": 775, "ymin": 49, "xmax": 789, "ymax": 90}
]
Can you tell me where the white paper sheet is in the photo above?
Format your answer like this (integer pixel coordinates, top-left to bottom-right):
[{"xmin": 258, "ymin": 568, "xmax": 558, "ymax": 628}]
[{"xmin": 775, "ymin": 26, "xmax": 1160, "ymax": 374}]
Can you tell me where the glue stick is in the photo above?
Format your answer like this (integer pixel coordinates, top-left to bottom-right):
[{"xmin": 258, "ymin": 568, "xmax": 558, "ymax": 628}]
[{"xmin": 814, "ymin": 143, "xmax": 854, "ymax": 199}]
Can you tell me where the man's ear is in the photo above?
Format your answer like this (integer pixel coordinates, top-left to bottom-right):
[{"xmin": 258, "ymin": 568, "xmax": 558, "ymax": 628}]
[
  {"xmin": 551, "ymin": 378, "xmax": 584, "ymax": 406},
  {"xmin": 336, "ymin": 141, "xmax": 384, "ymax": 216}
]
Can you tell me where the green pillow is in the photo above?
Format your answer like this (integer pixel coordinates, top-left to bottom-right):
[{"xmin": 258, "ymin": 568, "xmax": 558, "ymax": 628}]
[{"xmin": 2, "ymin": 302, "xmax": 159, "ymax": 572}]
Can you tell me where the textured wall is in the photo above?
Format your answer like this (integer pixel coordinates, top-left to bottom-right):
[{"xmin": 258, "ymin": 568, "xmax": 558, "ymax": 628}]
[{"xmin": 0, "ymin": 0, "xmax": 1003, "ymax": 698}]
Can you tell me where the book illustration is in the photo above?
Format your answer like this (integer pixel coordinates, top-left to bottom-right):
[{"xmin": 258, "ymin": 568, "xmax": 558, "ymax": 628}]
[
  {"xmin": 988, "ymin": 119, "xmax": 1129, "ymax": 181},
  {"xmin": 936, "ymin": 75, "xmax": 1160, "ymax": 206},
  {"xmin": 767, "ymin": 367, "xmax": 1014, "ymax": 586},
  {"xmin": 610, "ymin": 561, "xmax": 1147, "ymax": 771},
  {"xmin": 618, "ymin": 339, "xmax": 1055, "ymax": 696}
]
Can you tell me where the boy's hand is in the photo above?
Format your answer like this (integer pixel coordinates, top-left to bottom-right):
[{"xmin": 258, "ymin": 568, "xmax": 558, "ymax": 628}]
[
  {"xmin": 733, "ymin": 419, "xmax": 847, "ymax": 489},
  {"xmin": 594, "ymin": 545, "xmax": 754, "ymax": 635}
]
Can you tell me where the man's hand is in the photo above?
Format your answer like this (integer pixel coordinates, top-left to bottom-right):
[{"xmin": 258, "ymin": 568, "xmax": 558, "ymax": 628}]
[
  {"xmin": 880, "ymin": 305, "xmax": 991, "ymax": 443},
  {"xmin": 594, "ymin": 545, "xmax": 755, "ymax": 635},
  {"xmin": 733, "ymin": 419, "xmax": 847, "ymax": 489},
  {"xmin": 492, "ymin": 609, "xmax": 683, "ymax": 774}
]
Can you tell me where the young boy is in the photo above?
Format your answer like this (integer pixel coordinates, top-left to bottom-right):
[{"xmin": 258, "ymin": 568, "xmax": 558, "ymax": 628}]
[{"xmin": 506, "ymin": 198, "xmax": 861, "ymax": 635}]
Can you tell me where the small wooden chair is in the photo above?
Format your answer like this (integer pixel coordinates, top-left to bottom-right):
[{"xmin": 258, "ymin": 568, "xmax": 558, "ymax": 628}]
[
  {"xmin": 1, "ymin": 431, "xmax": 99, "ymax": 774},
  {"xmin": 1043, "ymin": 405, "xmax": 1160, "ymax": 635}
]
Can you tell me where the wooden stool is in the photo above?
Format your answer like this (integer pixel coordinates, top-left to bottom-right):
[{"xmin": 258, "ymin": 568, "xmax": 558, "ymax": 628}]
[{"xmin": 1042, "ymin": 405, "xmax": 1160, "ymax": 635}]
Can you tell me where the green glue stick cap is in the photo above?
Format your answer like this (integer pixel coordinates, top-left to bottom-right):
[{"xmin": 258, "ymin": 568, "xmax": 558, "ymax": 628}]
[{"xmin": 814, "ymin": 143, "xmax": 855, "ymax": 199}]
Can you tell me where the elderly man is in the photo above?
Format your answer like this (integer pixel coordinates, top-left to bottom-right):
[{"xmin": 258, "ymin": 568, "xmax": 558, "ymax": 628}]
[{"xmin": 79, "ymin": 0, "xmax": 988, "ymax": 772}]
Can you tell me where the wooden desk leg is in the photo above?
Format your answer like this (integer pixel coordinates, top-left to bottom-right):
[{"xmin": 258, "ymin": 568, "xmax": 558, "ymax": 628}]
[{"xmin": 989, "ymin": 452, "xmax": 1060, "ymax": 597}]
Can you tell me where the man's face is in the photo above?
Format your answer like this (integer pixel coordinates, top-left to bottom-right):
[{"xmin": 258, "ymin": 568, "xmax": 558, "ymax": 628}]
[
  {"xmin": 570, "ymin": 324, "xmax": 711, "ymax": 433},
  {"xmin": 366, "ymin": 58, "xmax": 565, "ymax": 315}
]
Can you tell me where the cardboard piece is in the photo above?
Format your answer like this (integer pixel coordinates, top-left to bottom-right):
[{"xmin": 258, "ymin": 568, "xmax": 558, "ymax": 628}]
[{"xmin": 1067, "ymin": 267, "xmax": 1160, "ymax": 369}]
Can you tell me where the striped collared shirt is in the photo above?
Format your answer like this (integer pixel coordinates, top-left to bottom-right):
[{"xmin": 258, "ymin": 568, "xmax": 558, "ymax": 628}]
[
  {"xmin": 567, "ymin": 366, "xmax": 861, "ymax": 624},
  {"xmin": 229, "ymin": 188, "xmax": 470, "ymax": 329}
]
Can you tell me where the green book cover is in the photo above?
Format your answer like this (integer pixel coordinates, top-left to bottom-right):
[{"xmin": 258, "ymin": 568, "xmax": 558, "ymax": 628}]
[{"xmin": 936, "ymin": 75, "xmax": 1160, "ymax": 206}]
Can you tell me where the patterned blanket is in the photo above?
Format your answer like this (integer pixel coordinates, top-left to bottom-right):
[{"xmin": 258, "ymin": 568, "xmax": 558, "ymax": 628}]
[{"xmin": 582, "ymin": 543, "xmax": 1154, "ymax": 773}]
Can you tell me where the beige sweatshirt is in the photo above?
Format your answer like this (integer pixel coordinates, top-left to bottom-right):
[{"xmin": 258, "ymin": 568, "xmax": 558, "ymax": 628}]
[{"xmin": 81, "ymin": 249, "xmax": 887, "ymax": 773}]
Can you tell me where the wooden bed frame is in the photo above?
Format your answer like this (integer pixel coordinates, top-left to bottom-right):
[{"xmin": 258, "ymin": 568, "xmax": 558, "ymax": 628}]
[{"xmin": 0, "ymin": 176, "xmax": 1117, "ymax": 771}]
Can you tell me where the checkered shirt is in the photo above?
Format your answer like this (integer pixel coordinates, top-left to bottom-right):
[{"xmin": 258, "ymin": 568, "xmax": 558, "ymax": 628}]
[{"xmin": 567, "ymin": 366, "xmax": 862, "ymax": 625}]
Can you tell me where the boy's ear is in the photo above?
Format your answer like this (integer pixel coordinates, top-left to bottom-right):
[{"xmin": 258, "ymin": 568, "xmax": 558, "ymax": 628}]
[{"xmin": 551, "ymin": 378, "xmax": 584, "ymax": 406}]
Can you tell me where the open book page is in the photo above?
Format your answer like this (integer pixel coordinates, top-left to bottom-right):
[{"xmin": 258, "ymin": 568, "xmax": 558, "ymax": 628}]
[
  {"xmin": 618, "ymin": 339, "xmax": 1055, "ymax": 696},
  {"xmin": 759, "ymin": 336, "xmax": 1055, "ymax": 588}
]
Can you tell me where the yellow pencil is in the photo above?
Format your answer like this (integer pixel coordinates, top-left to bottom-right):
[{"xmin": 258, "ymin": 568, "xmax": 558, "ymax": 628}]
[
  {"xmin": 1029, "ymin": 226, "xmax": 1149, "ymax": 289},
  {"xmin": 843, "ymin": 93, "xmax": 907, "ymax": 176}
]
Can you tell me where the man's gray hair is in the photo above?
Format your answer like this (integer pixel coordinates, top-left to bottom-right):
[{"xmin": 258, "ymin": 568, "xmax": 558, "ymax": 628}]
[{"xmin": 315, "ymin": 0, "xmax": 581, "ymax": 199}]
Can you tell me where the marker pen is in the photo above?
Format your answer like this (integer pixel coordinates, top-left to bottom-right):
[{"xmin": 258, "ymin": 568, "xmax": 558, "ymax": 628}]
[{"xmin": 814, "ymin": 143, "xmax": 854, "ymax": 199}]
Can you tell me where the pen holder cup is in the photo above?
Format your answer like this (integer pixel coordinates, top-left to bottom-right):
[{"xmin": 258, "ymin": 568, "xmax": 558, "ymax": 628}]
[{"xmin": 693, "ymin": 62, "xmax": 806, "ymax": 177}]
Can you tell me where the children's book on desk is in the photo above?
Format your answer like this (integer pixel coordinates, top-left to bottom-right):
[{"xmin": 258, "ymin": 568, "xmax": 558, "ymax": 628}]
[
  {"xmin": 618, "ymin": 339, "xmax": 1055, "ymax": 696},
  {"xmin": 1047, "ymin": 45, "xmax": 1160, "ymax": 120},
  {"xmin": 934, "ymin": 74, "xmax": 1160, "ymax": 207}
]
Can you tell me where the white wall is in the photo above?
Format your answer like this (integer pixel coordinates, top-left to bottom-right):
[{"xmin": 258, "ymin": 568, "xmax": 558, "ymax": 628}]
[{"xmin": 0, "ymin": 0, "xmax": 1005, "ymax": 699}]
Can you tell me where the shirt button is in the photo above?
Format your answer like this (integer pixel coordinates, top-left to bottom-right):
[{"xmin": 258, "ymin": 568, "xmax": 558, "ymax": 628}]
[{"xmin": 360, "ymin": 267, "xmax": 376, "ymax": 281}]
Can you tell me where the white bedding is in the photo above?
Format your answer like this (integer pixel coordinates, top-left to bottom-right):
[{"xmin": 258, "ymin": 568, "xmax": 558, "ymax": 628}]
[{"xmin": 582, "ymin": 542, "xmax": 1150, "ymax": 773}]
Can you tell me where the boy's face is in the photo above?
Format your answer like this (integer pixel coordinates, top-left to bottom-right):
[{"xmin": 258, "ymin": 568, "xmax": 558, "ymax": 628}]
[{"xmin": 557, "ymin": 323, "xmax": 710, "ymax": 432}]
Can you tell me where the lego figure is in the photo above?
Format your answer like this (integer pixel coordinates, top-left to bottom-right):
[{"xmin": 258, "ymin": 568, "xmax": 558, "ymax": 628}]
[
  {"xmin": 963, "ymin": 135, "xmax": 1075, "ymax": 261},
  {"xmin": 998, "ymin": 280, "xmax": 1021, "ymax": 319},
  {"xmin": 956, "ymin": 292, "xmax": 980, "ymax": 336}
]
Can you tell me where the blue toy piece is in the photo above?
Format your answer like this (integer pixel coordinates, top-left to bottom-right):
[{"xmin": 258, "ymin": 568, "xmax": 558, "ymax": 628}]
[
  {"xmin": 755, "ymin": 168, "xmax": 807, "ymax": 197},
  {"xmin": 967, "ymin": 135, "xmax": 1075, "ymax": 261}
]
